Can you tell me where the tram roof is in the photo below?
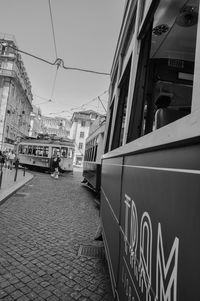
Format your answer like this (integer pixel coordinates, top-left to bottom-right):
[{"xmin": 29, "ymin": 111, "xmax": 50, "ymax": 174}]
[{"xmin": 19, "ymin": 137, "xmax": 75, "ymax": 147}]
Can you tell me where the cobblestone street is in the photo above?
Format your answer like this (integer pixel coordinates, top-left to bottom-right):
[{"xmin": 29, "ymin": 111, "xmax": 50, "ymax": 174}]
[{"xmin": 0, "ymin": 168, "xmax": 114, "ymax": 301}]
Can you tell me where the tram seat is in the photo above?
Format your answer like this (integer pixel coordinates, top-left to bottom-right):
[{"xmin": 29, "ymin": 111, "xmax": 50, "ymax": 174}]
[{"xmin": 155, "ymin": 107, "xmax": 190, "ymax": 129}]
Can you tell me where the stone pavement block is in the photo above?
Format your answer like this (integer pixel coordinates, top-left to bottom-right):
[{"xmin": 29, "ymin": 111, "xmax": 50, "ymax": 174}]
[
  {"xmin": 46, "ymin": 295, "xmax": 60, "ymax": 301},
  {"xmin": 0, "ymin": 169, "xmax": 115, "ymax": 301},
  {"xmin": 25, "ymin": 291, "xmax": 38, "ymax": 300},
  {"xmin": 89, "ymin": 293, "xmax": 102, "ymax": 301},
  {"xmin": 0, "ymin": 289, "xmax": 8, "ymax": 299},
  {"xmin": 11, "ymin": 289, "xmax": 24, "ymax": 299},
  {"xmin": 0, "ymin": 281, "xmax": 10, "ymax": 289},
  {"xmin": 4, "ymin": 285, "xmax": 16, "ymax": 294},
  {"xmin": 17, "ymin": 295, "xmax": 30, "ymax": 301},
  {"xmin": 39, "ymin": 289, "xmax": 53, "ymax": 299}
]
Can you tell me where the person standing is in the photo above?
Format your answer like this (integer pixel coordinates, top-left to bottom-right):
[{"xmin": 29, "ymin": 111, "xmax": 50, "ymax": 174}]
[
  {"xmin": 8, "ymin": 150, "xmax": 16, "ymax": 170},
  {"xmin": 0, "ymin": 151, "xmax": 5, "ymax": 170},
  {"xmin": 51, "ymin": 154, "xmax": 61, "ymax": 179}
]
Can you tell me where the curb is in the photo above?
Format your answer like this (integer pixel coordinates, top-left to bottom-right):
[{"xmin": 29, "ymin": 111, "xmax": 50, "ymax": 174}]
[{"xmin": 0, "ymin": 173, "xmax": 34, "ymax": 206}]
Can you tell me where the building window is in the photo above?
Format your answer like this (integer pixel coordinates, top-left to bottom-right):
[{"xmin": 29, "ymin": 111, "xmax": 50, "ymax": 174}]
[
  {"xmin": 79, "ymin": 143, "xmax": 83, "ymax": 150},
  {"xmin": 80, "ymin": 131, "xmax": 84, "ymax": 138},
  {"xmin": 81, "ymin": 120, "xmax": 86, "ymax": 127},
  {"xmin": 11, "ymin": 83, "xmax": 15, "ymax": 96}
]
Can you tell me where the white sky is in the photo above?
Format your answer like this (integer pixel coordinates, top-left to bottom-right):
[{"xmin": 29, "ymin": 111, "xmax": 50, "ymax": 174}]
[{"xmin": 0, "ymin": 0, "xmax": 125, "ymax": 118}]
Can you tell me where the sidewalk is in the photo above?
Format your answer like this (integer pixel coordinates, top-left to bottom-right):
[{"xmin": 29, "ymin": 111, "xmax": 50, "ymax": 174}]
[{"xmin": 0, "ymin": 167, "xmax": 33, "ymax": 205}]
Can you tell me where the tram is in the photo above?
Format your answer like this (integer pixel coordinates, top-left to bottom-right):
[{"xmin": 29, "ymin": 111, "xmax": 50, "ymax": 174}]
[
  {"xmin": 17, "ymin": 136, "xmax": 75, "ymax": 172},
  {"xmin": 100, "ymin": 0, "xmax": 200, "ymax": 300},
  {"xmin": 82, "ymin": 115, "xmax": 106, "ymax": 196}
]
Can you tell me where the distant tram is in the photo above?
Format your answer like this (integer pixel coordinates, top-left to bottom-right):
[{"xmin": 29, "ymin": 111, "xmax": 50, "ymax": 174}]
[
  {"xmin": 82, "ymin": 115, "xmax": 106, "ymax": 196},
  {"xmin": 17, "ymin": 136, "xmax": 75, "ymax": 172},
  {"xmin": 100, "ymin": 1, "xmax": 200, "ymax": 301}
]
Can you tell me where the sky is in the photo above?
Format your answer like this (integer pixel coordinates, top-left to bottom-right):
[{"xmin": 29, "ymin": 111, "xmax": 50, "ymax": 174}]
[{"xmin": 0, "ymin": 0, "xmax": 125, "ymax": 119}]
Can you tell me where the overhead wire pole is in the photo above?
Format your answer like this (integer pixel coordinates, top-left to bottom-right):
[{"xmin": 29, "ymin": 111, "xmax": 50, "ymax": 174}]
[{"xmin": 98, "ymin": 96, "xmax": 107, "ymax": 113}]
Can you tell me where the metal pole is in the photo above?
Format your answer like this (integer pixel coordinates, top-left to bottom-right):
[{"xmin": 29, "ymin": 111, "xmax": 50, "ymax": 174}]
[
  {"xmin": 0, "ymin": 163, "xmax": 3, "ymax": 189},
  {"xmin": 23, "ymin": 165, "xmax": 25, "ymax": 176},
  {"xmin": 14, "ymin": 159, "xmax": 19, "ymax": 182}
]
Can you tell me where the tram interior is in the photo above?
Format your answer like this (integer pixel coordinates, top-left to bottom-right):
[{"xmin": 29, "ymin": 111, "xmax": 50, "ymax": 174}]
[
  {"xmin": 110, "ymin": 0, "xmax": 200, "ymax": 149},
  {"xmin": 142, "ymin": 0, "xmax": 199, "ymax": 135}
]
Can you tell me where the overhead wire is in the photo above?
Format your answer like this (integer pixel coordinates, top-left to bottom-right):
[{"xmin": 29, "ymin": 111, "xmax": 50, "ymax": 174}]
[
  {"xmin": 48, "ymin": 0, "xmax": 58, "ymax": 59},
  {"xmin": 33, "ymin": 92, "xmax": 53, "ymax": 106},
  {"xmin": 48, "ymin": 0, "xmax": 59, "ymax": 102},
  {"xmin": 47, "ymin": 90, "xmax": 108, "ymax": 116},
  {"xmin": 33, "ymin": 93, "xmax": 50, "ymax": 101},
  {"xmin": 62, "ymin": 65, "xmax": 110, "ymax": 76},
  {"xmin": 75, "ymin": 90, "xmax": 108, "ymax": 108},
  {"xmin": 0, "ymin": 2, "xmax": 110, "ymax": 115},
  {"xmin": 1, "ymin": 42, "xmax": 110, "ymax": 76},
  {"xmin": 35, "ymin": 100, "xmax": 52, "ymax": 106},
  {"xmin": 49, "ymin": 65, "xmax": 59, "ymax": 101}
]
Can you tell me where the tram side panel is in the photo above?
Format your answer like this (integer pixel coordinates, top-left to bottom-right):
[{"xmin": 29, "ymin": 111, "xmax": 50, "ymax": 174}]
[
  {"xmin": 116, "ymin": 145, "xmax": 200, "ymax": 301},
  {"xmin": 101, "ymin": 157, "xmax": 123, "ymax": 292},
  {"xmin": 83, "ymin": 161, "xmax": 101, "ymax": 193}
]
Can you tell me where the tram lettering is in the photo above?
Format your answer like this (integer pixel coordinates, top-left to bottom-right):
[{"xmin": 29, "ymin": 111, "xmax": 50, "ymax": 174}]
[
  {"xmin": 122, "ymin": 266, "xmax": 136, "ymax": 301},
  {"xmin": 124, "ymin": 194, "xmax": 131, "ymax": 255},
  {"xmin": 139, "ymin": 212, "xmax": 152, "ymax": 301},
  {"xmin": 156, "ymin": 223, "xmax": 179, "ymax": 301},
  {"xmin": 123, "ymin": 194, "xmax": 179, "ymax": 301},
  {"xmin": 130, "ymin": 199, "xmax": 138, "ymax": 277}
]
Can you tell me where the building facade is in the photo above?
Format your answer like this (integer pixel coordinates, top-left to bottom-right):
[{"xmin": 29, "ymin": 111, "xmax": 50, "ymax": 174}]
[
  {"xmin": 29, "ymin": 105, "xmax": 43, "ymax": 138},
  {"xmin": 0, "ymin": 34, "xmax": 33, "ymax": 150},
  {"xmin": 41, "ymin": 116, "xmax": 71, "ymax": 139},
  {"xmin": 70, "ymin": 110, "xmax": 100, "ymax": 166}
]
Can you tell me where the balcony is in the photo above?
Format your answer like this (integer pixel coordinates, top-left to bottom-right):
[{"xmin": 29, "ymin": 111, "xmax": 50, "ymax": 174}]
[{"xmin": 0, "ymin": 69, "xmax": 15, "ymax": 78}]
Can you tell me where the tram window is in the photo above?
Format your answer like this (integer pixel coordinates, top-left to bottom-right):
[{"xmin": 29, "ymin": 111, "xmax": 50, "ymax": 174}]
[
  {"xmin": 52, "ymin": 147, "xmax": 60, "ymax": 157},
  {"xmin": 105, "ymin": 102, "xmax": 114, "ymax": 153},
  {"xmin": 88, "ymin": 148, "xmax": 90, "ymax": 161},
  {"xmin": 22, "ymin": 145, "xmax": 28, "ymax": 154},
  {"xmin": 119, "ymin": 99, "xmax": 127, "ymax": 146},
  {"xmin": 91, "ymin": 147, "xmax": 93, "ymax": 161},
  {"xmin": 90, "ymin": 148, "xmax": 93, "ymax": 161},
  {"xmin": 28, "ymin": 145, "xmax": 33, "ymax": 155},
  {"xmin": 127, "ymin": 0, "xmax": 199, "ymax": 142},
  {"xmin": 61, "ymin": 147, "xmax": 68, "ymax": 158},
  {"xmin": 18, "ymin": 145, "xmax": 22, "ymax": 154},
  {"xmin": 111, "ymin": 59, "xmax": 131, "ymax": 150},
  {"xmin": 139, "ymin": 0, "xmax": 148, "ymax": 25},
  {"xmin": 68, "ymin": 148, "xmax": 73, "ymax": 158},
  {"xmin": 33, "ymin": 146, "xmax": 37, "ymax": 155},
  {"xmin": 122, "ymin": 11, "xmax": 136, "ymax": 57},
  {"xmin": 94, "ymin": 145, "xmax": 97, "ymax": 161},
  {"xmin": 43, "ymin": 146, "xmax": 49, "ymax": 157},
  {"xmin": 86, "ymin": 148, "xmax": 89, "ymax": 161},
  {"xmin": 36, "ymin": 146, "xmax": 44, "ymax": 156}
]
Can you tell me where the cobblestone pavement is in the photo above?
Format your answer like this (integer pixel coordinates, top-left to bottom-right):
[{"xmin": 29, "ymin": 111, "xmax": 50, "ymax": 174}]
[{"xmin": 0, "ymin": 169, "xmax": 114, "ymax": 301}]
